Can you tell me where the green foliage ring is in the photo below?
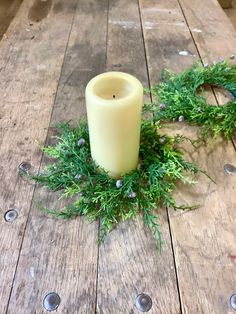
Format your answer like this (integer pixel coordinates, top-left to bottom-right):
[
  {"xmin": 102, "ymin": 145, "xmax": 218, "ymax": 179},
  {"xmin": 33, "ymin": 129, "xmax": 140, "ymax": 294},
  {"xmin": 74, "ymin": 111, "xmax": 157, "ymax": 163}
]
[
  {"xmin": 25, "ymin": 120, "xmax": 209, "ymax": 251},
  {"xmin": 148, "ymin": 60, "xmax": 236, "ymax": 139},
  {"xmin": 24, "ymin": 61, "xmax": 235, "ymax": 250}
]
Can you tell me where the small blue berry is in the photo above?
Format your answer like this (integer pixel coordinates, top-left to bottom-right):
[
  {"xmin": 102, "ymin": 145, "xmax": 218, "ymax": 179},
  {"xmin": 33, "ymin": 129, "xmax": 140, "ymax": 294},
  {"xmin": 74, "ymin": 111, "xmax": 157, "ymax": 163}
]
[
  {"xmin": 116, "ymin": 180, "xmax": 123, "ymax": 189},
  {"xmin": 77, "ymin": 138, "xmax": 85, "ymax": 147},
  {"xmin": 128, "ymin": 191, "xmax": 136, "ymax": 198},
  {"xmin": 38, "ymin": 171, "xmax": 45, "ymax": 177},
  {"xmin": 159, "ymin": 137, "xmax": 165, "ymax": 144},
  {"xmin": 159, "ymin": 103, "xmax": 166, "ymax": 110},
  {"xmin": 178, "ymin": 115, "xmax": 185, "ymax": 122},
  {"xmin": 75, "ymin": 174, "xmax": 82, "ymax": 180},
  {"xmin": 159, "ymin": 167, "xmax": 165, "ymax": 175}
]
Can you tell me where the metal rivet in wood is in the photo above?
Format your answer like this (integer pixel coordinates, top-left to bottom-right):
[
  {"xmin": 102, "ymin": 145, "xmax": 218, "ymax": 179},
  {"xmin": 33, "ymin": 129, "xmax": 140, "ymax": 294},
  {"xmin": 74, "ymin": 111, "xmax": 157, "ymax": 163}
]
[
  {"xmin": 224, "ymin": 164, "xmax": 236, "ymax": 174},
  {"xmin": 77, "ymin": 138, "xmax": 85, "ymax": 147},
  {"xmin": 135, "ymin": 293, "xmax": 152, "ymax": 312},
  {"xmin": 43, "ymin": 292, "xmax": 60, "ymax": 311},
  {"xmin": 18, "ymin": 162, "xmax": 31, "ymax": 174},
  {"xmin": 230, "ymin": 294, "xmax": 236, "ymax": 311},
  {"xmin": 4, "ymin": 209, "xmax": 18, "ymax": 222}
]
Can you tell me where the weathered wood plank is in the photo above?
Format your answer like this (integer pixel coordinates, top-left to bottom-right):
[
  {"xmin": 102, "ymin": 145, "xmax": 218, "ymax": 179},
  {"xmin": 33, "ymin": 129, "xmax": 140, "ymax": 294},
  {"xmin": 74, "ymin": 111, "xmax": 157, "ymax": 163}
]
[
  {"xmin": 96, "ymin": 1, "xmax": 181, "ymax": 313},
  {"xmin": 7, "ymin": 0, "xmax": 108, "ymax": 313},
  {"xmin": 140, "ymin": 0, "xmax": 236, "ymax": 313},
  {"xmin": 0, "ymin": 0, "xmax": 23, "ymax": 40},
  {"xmin": 179, "ymin": 0, "xmax": 236, "ymax": 62},
  {"xmin": 0, "ymin": 0, "xmax": 77, "ymax": 312},
  {"xmin": 51, "ymin": 0, "xmax": 108, "ymax": 125}
]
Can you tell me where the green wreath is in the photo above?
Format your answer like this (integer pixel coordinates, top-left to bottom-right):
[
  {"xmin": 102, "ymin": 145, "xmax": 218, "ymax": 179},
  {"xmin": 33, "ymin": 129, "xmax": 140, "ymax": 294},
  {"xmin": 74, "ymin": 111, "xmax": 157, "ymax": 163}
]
[
  {"xmin": 21, "ymin": 61, "xmax": 236, "ymax": 251},
  {"xmin": 21, "ymin": 120, "xmax": 209, "ymax": 252},
  {"xmin": 147, "ymin": 60, "xmax": 236, "ymax": 139}
]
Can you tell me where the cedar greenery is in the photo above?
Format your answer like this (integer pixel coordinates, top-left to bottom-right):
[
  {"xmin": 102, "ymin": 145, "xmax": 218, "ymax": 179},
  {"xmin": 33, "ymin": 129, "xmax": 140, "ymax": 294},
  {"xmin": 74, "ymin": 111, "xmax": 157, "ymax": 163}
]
[
  {"xmin": 145, "ymin": 60, "xmax": 236, "ymax": 139},
  {"xmin": 27, "ymin": 120, "xmax": 207, "ymax": 251},
  {"xmin": 23, "ymin": 60, "xmax": 236, "ymax": 250}
]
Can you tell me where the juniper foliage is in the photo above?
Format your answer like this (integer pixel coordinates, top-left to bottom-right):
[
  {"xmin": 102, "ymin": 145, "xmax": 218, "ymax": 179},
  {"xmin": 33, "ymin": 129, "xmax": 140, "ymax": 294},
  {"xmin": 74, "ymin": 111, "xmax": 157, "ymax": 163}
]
[
  {"xmin": 146, "ymin": 61, "xmax": 236, "ymax": 139},
  {"xmin": 30, "ymin": 120, "xmax": 207, "ymax": 251}
]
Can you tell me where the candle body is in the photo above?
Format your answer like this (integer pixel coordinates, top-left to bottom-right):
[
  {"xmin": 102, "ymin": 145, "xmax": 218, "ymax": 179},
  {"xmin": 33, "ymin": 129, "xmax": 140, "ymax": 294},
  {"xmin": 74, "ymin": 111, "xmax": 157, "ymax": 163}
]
[{"xmin": 85, "ymin": 72, "xmax": 143, "ymax": 178}]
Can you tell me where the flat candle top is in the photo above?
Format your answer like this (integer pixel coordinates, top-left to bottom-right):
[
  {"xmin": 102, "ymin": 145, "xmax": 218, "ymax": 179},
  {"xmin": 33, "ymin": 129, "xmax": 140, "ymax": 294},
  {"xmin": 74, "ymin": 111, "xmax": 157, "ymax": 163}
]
[
  {"xmin": 86, "ymin": 72, "xmax": 143, "ymax": 104},
  {"xmin": 93, "ymin": 76, "xmax": 133, "ymax": 100}
]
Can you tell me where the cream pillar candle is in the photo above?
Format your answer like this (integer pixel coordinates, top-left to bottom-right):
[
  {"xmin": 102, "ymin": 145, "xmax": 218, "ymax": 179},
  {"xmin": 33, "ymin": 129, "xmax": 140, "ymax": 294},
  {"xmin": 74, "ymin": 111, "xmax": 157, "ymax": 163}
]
[{"xmin": 85, "ymin": 72, "xmax": 143, "ymax": 178}]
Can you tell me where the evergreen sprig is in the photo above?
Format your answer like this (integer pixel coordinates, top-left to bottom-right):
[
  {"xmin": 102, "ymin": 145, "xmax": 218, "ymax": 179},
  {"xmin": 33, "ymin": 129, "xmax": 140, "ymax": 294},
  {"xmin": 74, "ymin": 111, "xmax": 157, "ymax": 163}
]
[
  {"xmin": 146, "ymin": 60, "xmax": 236, "ymax": 139},
  {"xmin": 21, "ymin": 60, "xmax": 236, "ymax": 250},
  {"xmin": 27, "ymin": 120, "xmax": 208, "ymax": 251}
]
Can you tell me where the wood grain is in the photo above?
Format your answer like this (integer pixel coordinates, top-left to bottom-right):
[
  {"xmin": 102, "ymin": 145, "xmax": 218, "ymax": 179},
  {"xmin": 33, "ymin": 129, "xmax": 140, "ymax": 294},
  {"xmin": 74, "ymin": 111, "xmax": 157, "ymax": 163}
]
[
  {"xmin": 0, "ymin": 0, "xmax": 23, "ymax": 40},
  {"xmin": 179, "ymin": 0, "xmax": 236, "ymax": 63},
  {"xmin": 51, "ymin": 0, "xmax": 108, "ymax": 126},
  {"xmin": 2, "ymin": 0, "xmax": 236, "ymax": 313},
  {"xmin": 0, "ymin": 0, "xmax": 77, "ymax": 313},
  {"xmin": 96, "ymin": 1, "xmax": 180, "ymax": 313},
  {"xmin": 7, "ymin": 0, "xmax": 108, "ymax": 313},
  {"xmin": 140, "ymin": 0, "xmax": 236, "ymax": 313}
]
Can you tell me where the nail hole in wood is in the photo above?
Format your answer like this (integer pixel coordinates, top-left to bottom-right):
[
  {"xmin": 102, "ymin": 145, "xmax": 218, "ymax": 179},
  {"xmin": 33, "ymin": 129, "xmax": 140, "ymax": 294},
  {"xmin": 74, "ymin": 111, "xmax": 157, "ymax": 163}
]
[
  {"xmin": 224, "ymin": 164, "xmax": 236, "ymax": 174},
  {"xmin": 135, "ymin": 293, "xmax": 152, "ymax": 312},
  {"xmin": 230, "ymin": 294, "xmax": 236, "ymax": 311},
  {"xmin": 19, "ymin": 162, "xmax": 31, "ymax": 174},
  {"xmin": 43, "ymin": 292, "xmax": 60, "ymax": 311},
  {"xmin": 4, "ymin": 209, "xmax": 18, "ymax": 222}
]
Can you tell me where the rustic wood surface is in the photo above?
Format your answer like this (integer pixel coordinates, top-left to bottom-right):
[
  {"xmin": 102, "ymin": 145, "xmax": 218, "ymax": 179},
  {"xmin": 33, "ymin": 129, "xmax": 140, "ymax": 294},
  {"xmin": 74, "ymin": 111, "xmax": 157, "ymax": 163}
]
[
  {"xmin": 0, "ymin": 0, "xmax": 235, "ymax": 313},
  {"xmin": 96, "ymin": 1, "xmax": 180, "ymax": 313},
  {"xmin": 0, "ymin": 0, "xmax": 23, "ymax": 40},
  {"xmin": 140, "ymin": 0, "xmax": 236, "ymax": 313},
  {"xmin": 7, "ymin": 0, "xmax": 108, "ymax": 313},
  {"xmin": 0, "ymin": 0, "xmax": 77, "ymax": 313}
]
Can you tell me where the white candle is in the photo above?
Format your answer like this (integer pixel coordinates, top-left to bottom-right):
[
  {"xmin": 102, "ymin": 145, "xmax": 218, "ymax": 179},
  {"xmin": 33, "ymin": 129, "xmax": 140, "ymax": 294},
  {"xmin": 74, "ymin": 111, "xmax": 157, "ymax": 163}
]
[{"xmin": 85, "ymin": 72, "xmax": 143, "ymax": 178}]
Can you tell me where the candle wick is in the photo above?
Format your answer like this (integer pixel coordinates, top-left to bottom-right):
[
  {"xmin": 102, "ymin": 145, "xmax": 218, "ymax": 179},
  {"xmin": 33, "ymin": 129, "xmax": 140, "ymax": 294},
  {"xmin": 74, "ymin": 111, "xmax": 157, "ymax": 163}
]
[{"xmin": 113, "ymin": 95, "xmax": 116, "ymax": 99}]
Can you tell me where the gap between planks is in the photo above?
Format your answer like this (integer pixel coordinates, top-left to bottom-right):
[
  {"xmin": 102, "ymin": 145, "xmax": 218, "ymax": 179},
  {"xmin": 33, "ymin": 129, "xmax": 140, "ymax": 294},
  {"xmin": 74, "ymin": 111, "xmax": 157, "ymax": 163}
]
[
  {"xmin": 139, "ymin": 0, "xmax": 236, "ymax": 313},
  {"xmin": 7, "ymin": 0, "xmax": 108, "ymax": 313},
  {"xmin": 0, "ymin": 0, "xmax": 79, "ymax": 313}
]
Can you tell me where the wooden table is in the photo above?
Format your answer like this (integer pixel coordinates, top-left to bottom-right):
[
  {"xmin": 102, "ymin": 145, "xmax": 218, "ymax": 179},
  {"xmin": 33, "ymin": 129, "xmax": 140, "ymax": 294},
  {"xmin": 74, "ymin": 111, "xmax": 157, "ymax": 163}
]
[{"xmin": 0, "ymin": 0, "xmax": 236, "ymax": 313}]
